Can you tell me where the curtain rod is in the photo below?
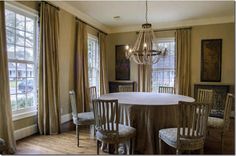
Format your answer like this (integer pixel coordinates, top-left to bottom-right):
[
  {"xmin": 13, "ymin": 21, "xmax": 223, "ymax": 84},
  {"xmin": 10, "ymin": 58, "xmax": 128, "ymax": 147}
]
[
  {"xmin": 41, "ymin": 1, "xmax": 60, "ymax": 11},
  {"xmin": 76, "ymin": 17, "xmax": 108, "ymax": 35}
]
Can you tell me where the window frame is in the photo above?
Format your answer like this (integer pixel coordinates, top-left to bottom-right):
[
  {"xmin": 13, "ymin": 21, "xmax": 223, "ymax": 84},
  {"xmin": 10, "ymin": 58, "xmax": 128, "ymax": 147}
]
[
  {"xmin": 151, "ymin": 37, "xmax": 176, "ymax": 92},
  {"xmin": 5, "ymin": 2, "xmax": 39, "ymax": 120}
]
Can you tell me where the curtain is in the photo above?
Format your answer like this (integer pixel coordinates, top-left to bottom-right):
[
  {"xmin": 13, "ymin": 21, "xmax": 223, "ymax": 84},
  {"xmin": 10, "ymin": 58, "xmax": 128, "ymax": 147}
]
[
  {"xmin": 74, "ymin": 20, "xmax": 90, "ymax": 112},
  {"xmin": 0, "ymin": 1, "xmax": 16, "ymax": 153},
  {"xmin": 99, "ymin": 32, "xmax": 108, "ymax": 95},
  {"xmin": 175, "ymin": 28, "xmax": 191, "ymax": 96},
  {"xmin": 138, "ymin": 64, "xmax": 152, "ymax": 92},
  {"xmin": 38, "ymin": 2, "xmax": 60, "ymax": 135}
]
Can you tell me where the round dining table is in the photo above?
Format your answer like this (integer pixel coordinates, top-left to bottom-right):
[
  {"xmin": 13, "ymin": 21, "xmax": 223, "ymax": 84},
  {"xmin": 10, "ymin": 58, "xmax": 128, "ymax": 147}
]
[{"xmin": 99, "ymin": 92, "xmax": 195, "ymax": 154}]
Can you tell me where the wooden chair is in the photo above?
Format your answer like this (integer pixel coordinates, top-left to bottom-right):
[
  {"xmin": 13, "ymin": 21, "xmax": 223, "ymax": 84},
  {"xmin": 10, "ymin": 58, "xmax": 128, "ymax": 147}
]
[
  {"xmin": 158, "ymin": 86, "xmax": 174, "ymax": 94},
  {"xmin": 89, "ymin": 86, "xmax": 97, "ymax": 108},
  {"xmin": 69, "ymin": 90, "xmax": 95, "ymax": 147},
  {"xmin": 197, "ymin": 89, "xmax": 214, "ymax": 104},
  {"xmin": 92, "ymin": 99, "xmax": 136, "ymax": 154},
  {"xmin": 159, "ymin": 101, "xmax": 209, "ymax": 154},
  {"xmin": 0, "ymin": 138, "xmax": 6, "ymax": 154},
  {"xmin": 118, "ymin": 85, "xmax": 133, "ymax": 92},
  {"xmin": 207, "ymin": 93, "xmax": 234, "ymax": 153}
]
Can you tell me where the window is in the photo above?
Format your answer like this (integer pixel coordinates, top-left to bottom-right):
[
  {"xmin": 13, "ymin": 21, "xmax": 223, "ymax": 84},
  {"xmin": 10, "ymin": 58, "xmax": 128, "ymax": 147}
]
[
  {"xmin": 151, "ymin": 38, "xmax": 176, "ymax": 92},
  {"xmin": 5, "ymin": 4, "xmax": 38, "ymax": 116},
  {"xmin": 88, "ymin": 34, "xmax": 100, "ymax": 96}
]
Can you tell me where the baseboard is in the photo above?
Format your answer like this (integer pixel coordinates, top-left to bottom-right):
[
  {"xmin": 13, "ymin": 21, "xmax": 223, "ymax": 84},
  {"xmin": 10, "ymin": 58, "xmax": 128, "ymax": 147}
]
[
  {"xmin": 61, "ymin": 113, "xmax": 72, "ymax": 124},
  {"xmin": 14, "ymin": 124, "xmax": 38, "ymax": 141}
]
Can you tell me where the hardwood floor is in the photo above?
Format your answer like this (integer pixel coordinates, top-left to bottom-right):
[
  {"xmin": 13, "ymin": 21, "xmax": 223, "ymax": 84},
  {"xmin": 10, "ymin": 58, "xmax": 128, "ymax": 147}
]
[{"xmin": 16, "ymin": 119, "xmax": 235, "ymax": 155}]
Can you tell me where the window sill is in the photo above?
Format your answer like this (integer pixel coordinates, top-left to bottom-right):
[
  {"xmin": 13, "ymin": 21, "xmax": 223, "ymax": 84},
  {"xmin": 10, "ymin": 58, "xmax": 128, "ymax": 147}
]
[{"xmin": 13, "ymin": 110, "xmax": 37, "ymax": 121}]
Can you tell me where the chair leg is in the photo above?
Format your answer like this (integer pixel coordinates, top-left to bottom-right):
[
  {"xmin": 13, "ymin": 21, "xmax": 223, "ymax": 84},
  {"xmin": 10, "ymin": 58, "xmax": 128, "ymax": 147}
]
[
  {"xmin": 76, "ymin": 125, "xmax": 79, "ymax": 147},
  {"xmin": 115, "ymin": 144, "xmax": 118, "ymax": 154},
  {"xmin": 129, "ymin": 138, "xmax": 133, "ymax": 154},
  {"xmin": 176, "ymin": 149, "xmax": 181, "ymax": 155},
  {"xmin": 93, "ymin": 124, "xmax": 96, "ymax": 136},
  {"xmin": 97, "ymin": 140, "xmax": 100, "ymax": 155},
  {"xmin": 200, "ymin": 147, "xmax": 204, "ymax": 154},
  {"xmin": 221, "ymin": 132, "xmax": 224, "ymax": 153},
  {"xmin": 159, "ymin": 138, "xmax": 163, "ymax": 154}
]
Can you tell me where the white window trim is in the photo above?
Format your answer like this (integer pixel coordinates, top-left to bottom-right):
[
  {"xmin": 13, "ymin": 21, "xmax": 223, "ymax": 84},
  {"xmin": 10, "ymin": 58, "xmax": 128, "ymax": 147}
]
[
  {"xmin": 5, "ymin": 1, "xmax": 38, "ymax": 16},
  {"xmin": 5, "ymin": 2, "xmax": 39, "ymax": 119},
  {"xmin": 13, "ymin": 109, "xmax": 37, "ymax": 121}
]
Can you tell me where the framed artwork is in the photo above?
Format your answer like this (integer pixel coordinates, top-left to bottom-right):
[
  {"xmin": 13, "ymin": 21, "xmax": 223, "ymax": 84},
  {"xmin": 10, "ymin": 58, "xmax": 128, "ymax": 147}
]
[
  {"xmin": 201, "ymin": 39, "xmax": 222, "ymax": 82},
  {"xmin": 115, "ymin": 45, "xmax": 130, "ymax": 80}
]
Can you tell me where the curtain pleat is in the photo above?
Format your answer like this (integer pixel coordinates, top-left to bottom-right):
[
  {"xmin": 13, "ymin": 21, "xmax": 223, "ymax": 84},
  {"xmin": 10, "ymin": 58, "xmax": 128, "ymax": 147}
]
[
  {"xmin": 38, "ymin": 2, "xmax": 60, "ymax": 135},
  {"xmin": 175, "ymin": 28, "xmax": 191, "ymax": 96},
  {"xmin": 138, "ymin": 64, "xmax": 152, "ymax": 92},
  {"xmin": 74, "ymin": 21, "xmax": 90, "ymax": 112},
  {"xmin": 99, "ymin": 32, "xmax": 108, "ymax": 95},
  {"xmin": 0, "ymin": 1, "xmax": 16, "ymax": 153}
]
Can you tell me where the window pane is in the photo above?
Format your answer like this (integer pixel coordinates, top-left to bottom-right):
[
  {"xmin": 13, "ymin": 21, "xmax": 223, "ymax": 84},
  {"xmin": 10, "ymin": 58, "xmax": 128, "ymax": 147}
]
[
  {"xmin": 26, "ymin": 93, "xmax": 34, "ymax": 107},
  {"xmin": 6, "ymin": 27, "xmax": 15, "ymax": 44},
  {"xmin": 16, "ymin": 14, "xmax": 25, "ymax": 30},
  {"xmin": 27, "ymin": 64, "xmax": 34, "ymax": 77},
  {"xmin": 9, "ymin": 78, "xmax": 16, "ymax": 94},
  {"xmin": 17, "ymin": 63, "xmax": 26, "ymax": 77},
  {"xmin": 7, "ymin": 44, "xmax": 14, "ymax": 59},
  {"xmin": 5, "ymin": 10, "xmax": 15, "ymax": 27},
  {"xmin": 25, "ymin": 47, "xmax": 33, "ymax": 61},
  {"xmin": 17, "ymin": 94, "xmax": 26, "ymax": 110},
  {"xmin": 16, "ymin": 30, "xmax": 25, "ymax": 45},
  {"xmin": 16, "ymin": 46, "xmax": 24, "ymax": 60},
  {"xmin": 9, "ymin": 62, "xmax": 16, "ymax": 77},
  {"xmin": 26, "ymin": 17, "xmax": 34, "ymax": 33},
  {"xmin": 17, "ymin": 78, "xmax": 26, "ymax": 93},
  {"xmin": 25, "ymin": 33, "xmax": 33, "ymax": 47},
  {"xmin": 26, "ymin": 78, "xmax": 34, "ymax": 93},
  {"xmin": 11, "ymin": 95, "xmax": 17, "ymax": 111}
]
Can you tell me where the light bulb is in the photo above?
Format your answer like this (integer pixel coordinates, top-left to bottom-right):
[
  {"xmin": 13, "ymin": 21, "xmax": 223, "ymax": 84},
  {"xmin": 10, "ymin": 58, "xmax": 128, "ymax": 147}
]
[
  {"xmin": 129, "ymin": 49, "xmax": 132, "ymax": 53},
  {"xmin": 125, "ymin": 45, "xmax": 129, "ymax": 50},
  {"xmin": 144, "ymin": 43, "xmax": 147, "ymax": 48}
]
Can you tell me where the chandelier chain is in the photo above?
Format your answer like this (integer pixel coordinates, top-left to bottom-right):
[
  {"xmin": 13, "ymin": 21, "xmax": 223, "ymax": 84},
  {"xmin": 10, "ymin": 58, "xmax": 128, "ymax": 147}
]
[{"xmin": 145, "ymin": 0, "xmax": 148, "ymax": 23}]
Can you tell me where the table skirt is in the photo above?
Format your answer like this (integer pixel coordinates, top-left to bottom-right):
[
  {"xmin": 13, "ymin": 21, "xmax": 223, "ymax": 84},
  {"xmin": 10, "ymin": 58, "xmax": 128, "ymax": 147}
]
[{"xmin": 119, "ymin": 104, "xmax": 178, "ymax": 154}]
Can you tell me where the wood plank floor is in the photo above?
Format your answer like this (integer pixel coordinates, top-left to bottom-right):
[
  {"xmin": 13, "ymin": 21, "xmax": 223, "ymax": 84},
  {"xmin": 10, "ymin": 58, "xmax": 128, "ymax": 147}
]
[{"xmin": 16, "ymin": 119, "xmax": 235, "ymax": 155}]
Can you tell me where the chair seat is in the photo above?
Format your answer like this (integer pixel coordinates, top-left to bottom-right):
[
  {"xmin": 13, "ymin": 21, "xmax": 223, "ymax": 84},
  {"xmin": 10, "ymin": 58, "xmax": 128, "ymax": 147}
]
[
  {"xmin": 208, "ymin": 117, "xmax": 224, "ymax": 129},
  {"xmin": 159, "ymin": 128, "xmax": 204, "ymax": 149},
  {"xmin": 73, "ymin": 112, "xmax": 94, "ymax": 125},
  {"xmin": 96, "ymin": 124, "xmax": 136, "ymax": 144}
]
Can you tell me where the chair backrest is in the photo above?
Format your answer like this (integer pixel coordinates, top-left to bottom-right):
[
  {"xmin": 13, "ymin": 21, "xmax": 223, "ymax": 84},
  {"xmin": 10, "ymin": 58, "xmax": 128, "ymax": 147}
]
[
  {"xmin": 92, "ymin": 99, "xmax": 119, "ymax": 136},
  {"xmin": 89, "ymin": 86, "xmax": 97, "ymax": 110},
  {"xmin": 177, "ymin": 101, "xmax": 209, "ymax": 144},
  {"xmin": 118, "ymin": 85, "xmax": 133, "ymax": 92},
  {"xmin": 223, "ymin": 93, "xmax": 234, "ymax": 130},
  {"xmin": 158, "ymin": 86, "xmax": 174, "ymax": 94},
  {"xmin": 69, "ymin": 90, "xmax": 78, "ymax": 121},
  {"xmin": 197, "ymin": 89, "xmax": 214, "ymax": 104}
]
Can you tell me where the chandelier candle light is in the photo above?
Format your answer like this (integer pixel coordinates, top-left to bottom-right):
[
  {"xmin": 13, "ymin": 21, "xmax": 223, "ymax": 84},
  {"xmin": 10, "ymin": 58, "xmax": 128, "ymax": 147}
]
[{"xmin": 125, "ymin": 0, "xmax": 167, "ymax": 65}]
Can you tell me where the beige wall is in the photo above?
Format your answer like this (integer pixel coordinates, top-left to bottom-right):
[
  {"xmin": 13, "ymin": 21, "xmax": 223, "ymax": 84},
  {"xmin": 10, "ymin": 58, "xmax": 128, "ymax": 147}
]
[
  {"xmin": 107, "ymin": 23, "xmax": 235, "ymax": 96},
  {"xmin": 191, "ymin": 23, "xmax": 235, "ymax": 95}
]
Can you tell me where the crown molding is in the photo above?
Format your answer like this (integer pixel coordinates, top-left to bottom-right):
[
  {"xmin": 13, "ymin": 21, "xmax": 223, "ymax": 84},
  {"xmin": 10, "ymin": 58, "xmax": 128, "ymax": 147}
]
[
  {"xmin": 110, "ymin": 16, "xmax": 234, "ymax": 34},
  {"xmin": 49, "ymin": 1, "xmax": 112, "ymax": 34}
]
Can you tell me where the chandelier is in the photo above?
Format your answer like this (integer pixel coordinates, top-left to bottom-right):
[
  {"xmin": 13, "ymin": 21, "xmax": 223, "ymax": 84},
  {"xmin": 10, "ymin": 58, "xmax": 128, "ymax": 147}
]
[{"xmin": 125, "ymin": 0, "xmax": 167, "ymax": 65}]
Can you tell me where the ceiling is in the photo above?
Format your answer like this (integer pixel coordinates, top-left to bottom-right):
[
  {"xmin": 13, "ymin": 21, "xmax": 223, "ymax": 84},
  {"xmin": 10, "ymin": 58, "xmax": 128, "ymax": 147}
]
[{"xmin": 64, "ymin": 1, "xmax": 234, "ymax": 33}]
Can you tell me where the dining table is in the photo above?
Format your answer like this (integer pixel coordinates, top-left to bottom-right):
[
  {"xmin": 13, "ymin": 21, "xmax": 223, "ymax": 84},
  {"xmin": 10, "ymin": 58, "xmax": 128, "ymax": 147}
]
[{"xmin": 99, "ymin": 92, "xmax": 195, "ymax": 154}]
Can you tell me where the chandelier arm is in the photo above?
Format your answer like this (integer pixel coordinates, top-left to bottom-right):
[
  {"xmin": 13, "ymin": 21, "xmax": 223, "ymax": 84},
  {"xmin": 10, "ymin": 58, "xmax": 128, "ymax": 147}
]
[{"xmin": 134, "ymin": 30, "xmax": 143, "ymax": 51}]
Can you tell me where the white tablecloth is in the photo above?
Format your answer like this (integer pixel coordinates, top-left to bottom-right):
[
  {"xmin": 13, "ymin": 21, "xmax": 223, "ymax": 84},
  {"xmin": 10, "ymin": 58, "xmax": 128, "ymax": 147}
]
[{"xmin": 99, "ymin": 92, "xmax": 195, "ymax": 154}]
